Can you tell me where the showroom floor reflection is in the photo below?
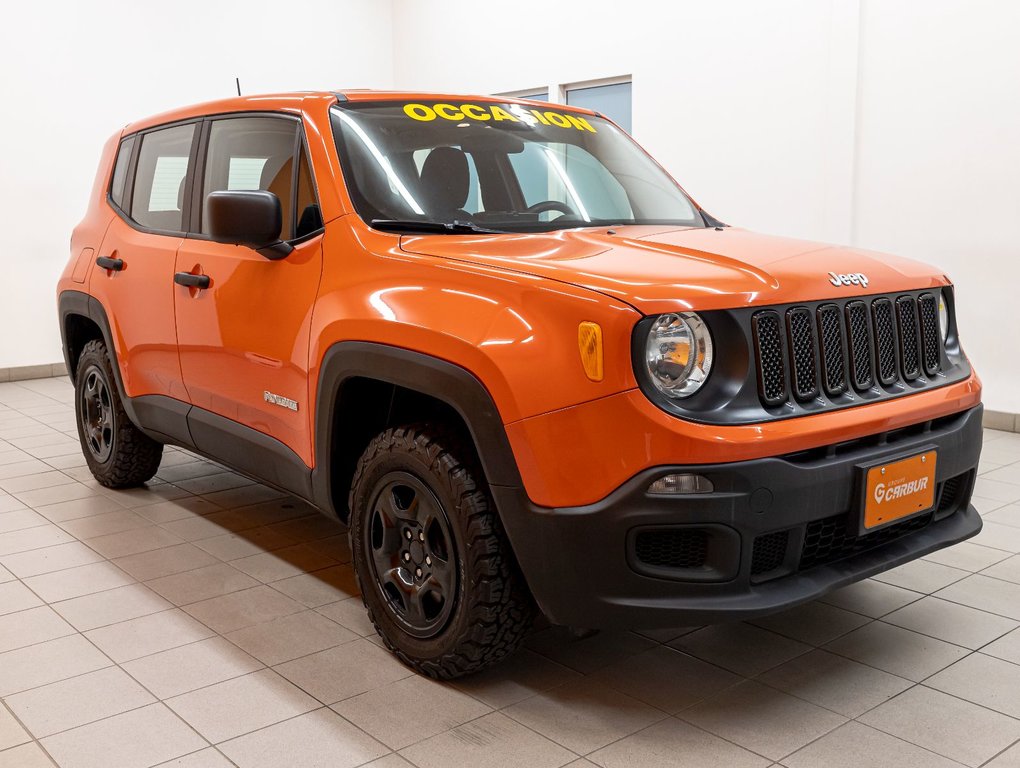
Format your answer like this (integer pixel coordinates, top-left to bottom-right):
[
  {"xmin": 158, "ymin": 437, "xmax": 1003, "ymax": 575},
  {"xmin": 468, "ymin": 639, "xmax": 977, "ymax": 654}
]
[{"xmin": 1, "ymin": 377, "xmax": 1019, "ymax": 768}]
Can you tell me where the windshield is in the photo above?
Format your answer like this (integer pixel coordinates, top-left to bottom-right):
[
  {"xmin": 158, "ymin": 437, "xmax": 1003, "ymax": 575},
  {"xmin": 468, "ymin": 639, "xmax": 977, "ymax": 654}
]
[{"xmin": 330, "ymin": 100, "xmax": 706, "ymax": 233}]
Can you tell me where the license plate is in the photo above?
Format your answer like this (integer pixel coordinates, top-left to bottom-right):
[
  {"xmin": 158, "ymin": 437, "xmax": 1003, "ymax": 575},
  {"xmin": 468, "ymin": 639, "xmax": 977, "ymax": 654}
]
[{"xmin": 862, "ymin": 450, "xmax": 938, "ymax": 531}]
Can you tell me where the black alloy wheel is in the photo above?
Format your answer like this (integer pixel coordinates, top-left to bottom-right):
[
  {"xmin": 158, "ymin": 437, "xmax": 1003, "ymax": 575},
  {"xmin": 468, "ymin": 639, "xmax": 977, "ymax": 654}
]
[
  {"xmin": 364, "ymin": 472, "xmax": 458, "ymax": 638},
  {"xmin": 79, "ymin": 365, "xmax": 115, "ymax": 463}
]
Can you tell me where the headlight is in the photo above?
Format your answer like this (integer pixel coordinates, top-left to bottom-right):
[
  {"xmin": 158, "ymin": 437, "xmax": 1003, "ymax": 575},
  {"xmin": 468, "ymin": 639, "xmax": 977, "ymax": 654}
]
[
  {"xmin": 938, "ymin": 289, "xmax": 950, "ymax": 341},
  {"xmin": 645, "ymin": 312, "xmax": 713, "ymax": 398}
]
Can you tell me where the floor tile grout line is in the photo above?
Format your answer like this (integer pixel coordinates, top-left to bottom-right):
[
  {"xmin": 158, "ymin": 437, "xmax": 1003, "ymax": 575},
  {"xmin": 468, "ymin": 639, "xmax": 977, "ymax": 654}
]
[
  {"xmin": 0, "ymin": 697, "xmax": 62, "ymax": 767},
  {"xmin": 845, "ymin": 683, "xmax": 1020, "ymax": 766},
  {"xmin": 978, "ymin": 736, "xmax": 1020, "ymax": 767}
]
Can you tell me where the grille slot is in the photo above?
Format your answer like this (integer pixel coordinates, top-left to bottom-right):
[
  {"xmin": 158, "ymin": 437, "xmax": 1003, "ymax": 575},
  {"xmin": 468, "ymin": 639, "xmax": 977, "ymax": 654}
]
[
  {"xmin": 816, "ymin": 304, "xmax": 847, "ymax": 395},
  {"xmin": 752, "ymin": 311, "xmax": 787, "ymax": 406},
  {"xmin": 751, "ymin": 530, "xmax": 790, "ymax": 576},
  {"xmin": 786, "ymin": 307, "xmax": 819, "ymax": 401},
  {"xmin": 918, "ymin": 293, "xmax": 941, "ymax": 376},
  {"xmin": 634, "ymin": 529, "xmax": 708, "ymax": 569},
  {"xmin": 871, "ymin": 298, "xmax": 897, "ymax": 385},
  {"xmin": 896, "ymin": 296, "xmax": 921, "ymax": 381},
  {"xmin": 845, "ymin": 300, "xmax": 874, "ymax": 391}
]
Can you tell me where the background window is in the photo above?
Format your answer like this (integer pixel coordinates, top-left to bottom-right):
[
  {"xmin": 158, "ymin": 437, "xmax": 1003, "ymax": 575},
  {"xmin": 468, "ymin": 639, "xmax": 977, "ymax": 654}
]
[
  {"xmin": 109, "ymin": 136, "xmax": 135, "ymax": 210},
  {"xmin": 566, "ymin": 81, "xmax": 633, "ymax": 133},
  {"xmin": 226, "ymin": 157, "xmax": 269, "ymax": 190},
  {"xmin": 130, "ymin": 124, "xmax": 196, "ymax": 232},
  {"xmin": 201, "ymin": 117, "xmax": 300, "ymax": 238}
]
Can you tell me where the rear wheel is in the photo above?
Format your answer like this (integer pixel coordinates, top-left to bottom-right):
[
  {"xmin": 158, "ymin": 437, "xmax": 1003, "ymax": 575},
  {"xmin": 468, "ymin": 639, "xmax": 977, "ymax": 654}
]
[
  {"xmin": 74, "ymin": 340, "xmax": 163, "ymax": 488},
  {"xmin": 349, "ymin": 424, "xmax": 534, "ymax": 678}
]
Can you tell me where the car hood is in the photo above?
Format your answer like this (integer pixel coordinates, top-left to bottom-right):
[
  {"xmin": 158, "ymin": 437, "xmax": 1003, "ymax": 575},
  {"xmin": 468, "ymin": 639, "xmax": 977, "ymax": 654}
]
[{"xmin": 399, "ymin": 225, "xmax": 948, "ymax": 313}]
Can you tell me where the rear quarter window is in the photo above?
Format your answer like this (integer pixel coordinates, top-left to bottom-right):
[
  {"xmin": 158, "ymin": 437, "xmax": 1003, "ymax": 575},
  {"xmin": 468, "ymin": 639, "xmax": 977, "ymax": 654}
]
[{"xmin": 109, "ymin": 135, "xmax": 135, "ymax": 210}]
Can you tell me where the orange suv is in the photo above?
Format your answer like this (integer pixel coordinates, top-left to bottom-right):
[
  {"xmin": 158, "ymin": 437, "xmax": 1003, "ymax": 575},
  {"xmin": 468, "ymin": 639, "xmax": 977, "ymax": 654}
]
[{"xmin": 58, "ymin": 91, "xmax": 983, "ymax": 677}]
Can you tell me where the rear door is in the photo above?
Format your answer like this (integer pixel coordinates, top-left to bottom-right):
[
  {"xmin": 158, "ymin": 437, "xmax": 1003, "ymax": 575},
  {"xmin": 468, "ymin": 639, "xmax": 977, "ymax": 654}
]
[
  {"xmin": 173, "ymin": 114, "xmax": 324, "ymax": 467},
  {"xmin": 90, "ymin": 121, "xmax": 199, "ymax": 403}
]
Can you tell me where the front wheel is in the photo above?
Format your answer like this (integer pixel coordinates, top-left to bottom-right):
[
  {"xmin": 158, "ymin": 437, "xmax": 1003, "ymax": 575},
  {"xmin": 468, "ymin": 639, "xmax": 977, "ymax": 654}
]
[
  {"xmin": 349, "ymin": 425, "xmax": 534, "ymax": 678},
  {"xmin": 74, "ymin": 339, "xmax": 163, "ymax": 488}
]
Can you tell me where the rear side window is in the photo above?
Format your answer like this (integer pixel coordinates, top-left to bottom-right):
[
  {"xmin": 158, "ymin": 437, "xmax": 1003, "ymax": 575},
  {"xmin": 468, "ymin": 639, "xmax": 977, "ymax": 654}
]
[
  {"xmin": 130, "ymin": 124, "xmax": 196, "ymax": 232},
  {"xmin": 201, "ymin": 116, "xmax": 301, "ymax": 238},
  {"xmin": 109, "ymin": 136, "xmax": 135, "ymax": 210}
]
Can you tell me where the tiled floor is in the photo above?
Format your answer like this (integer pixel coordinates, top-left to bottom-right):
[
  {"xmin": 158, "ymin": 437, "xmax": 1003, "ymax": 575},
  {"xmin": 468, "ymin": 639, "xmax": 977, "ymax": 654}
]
[{"xmin": 0, "ymin": 377, "xmax": 1019, "ymax": 768}]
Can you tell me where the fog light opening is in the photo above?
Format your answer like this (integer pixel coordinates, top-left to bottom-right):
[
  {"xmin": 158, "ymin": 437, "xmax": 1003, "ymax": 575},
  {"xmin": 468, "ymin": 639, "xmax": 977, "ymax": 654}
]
[{"xmin": 647, "ymin": 473, "xmax": 714, "ymax": 495}]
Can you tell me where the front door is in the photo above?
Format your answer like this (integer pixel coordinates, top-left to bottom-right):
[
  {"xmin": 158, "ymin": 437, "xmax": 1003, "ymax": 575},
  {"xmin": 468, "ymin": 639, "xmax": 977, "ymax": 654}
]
[
  {"xmin": 90, "ymin": 122, "xmax": 198, "ymax": 402},
  {"xmin": 173, "ymin": 115, "xmax": 324, "ymax": 467}
]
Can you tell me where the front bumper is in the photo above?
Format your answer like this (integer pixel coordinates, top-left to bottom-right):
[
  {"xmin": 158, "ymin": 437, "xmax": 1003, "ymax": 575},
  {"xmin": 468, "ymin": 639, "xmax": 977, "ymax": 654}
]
[{"xmin": 494, "ymin": 404, "xmax": 983, "ymax": 629}]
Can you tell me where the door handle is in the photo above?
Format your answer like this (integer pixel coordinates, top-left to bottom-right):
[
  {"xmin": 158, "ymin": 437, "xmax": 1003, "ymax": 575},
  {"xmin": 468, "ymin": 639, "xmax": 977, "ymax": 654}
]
[
  {"xmin": 96, "ymin": 256, "xmax": 124, "ymax": 271},
  {"xmin": 174, "ymin": 272, "xmax": 211, "ymax": 290}
]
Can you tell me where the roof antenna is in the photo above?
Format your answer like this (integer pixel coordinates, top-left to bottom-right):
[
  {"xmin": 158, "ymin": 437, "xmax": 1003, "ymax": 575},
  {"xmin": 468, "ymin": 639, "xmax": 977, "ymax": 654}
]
[{"xmin": 235, "ymin": 77, "xmax": 241, "ymax": 97}]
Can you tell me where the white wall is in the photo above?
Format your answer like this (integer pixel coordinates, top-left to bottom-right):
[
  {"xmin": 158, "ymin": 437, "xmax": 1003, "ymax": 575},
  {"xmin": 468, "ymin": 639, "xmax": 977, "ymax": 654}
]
[
  {"xmin": 5, "ymin": 0, "xmax": 1019, "ymax": 413},
  {"xmin": 390, "ymin": 0, "xmax": 1020, "ymax": 413},
  {"xmin": 852, "ymin": 0, "xmax": 1020, "ymax": 413},
  {"xmin": 0, "ymin": 0, "xmax": 393, "ymax": 370}
]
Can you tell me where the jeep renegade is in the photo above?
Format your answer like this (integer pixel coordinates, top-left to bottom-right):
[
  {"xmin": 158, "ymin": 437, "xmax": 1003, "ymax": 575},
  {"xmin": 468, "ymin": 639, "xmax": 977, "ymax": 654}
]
[{"xmin": 58, "ymin": 91, "xmax": 983, "ymax": 678}]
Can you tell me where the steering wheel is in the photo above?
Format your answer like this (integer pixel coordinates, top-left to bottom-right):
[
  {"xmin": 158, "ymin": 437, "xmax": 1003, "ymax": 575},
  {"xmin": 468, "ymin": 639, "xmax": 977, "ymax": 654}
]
[{"xmin": 524, "ymin": 200, "xmax": 577, "ymax": 218}]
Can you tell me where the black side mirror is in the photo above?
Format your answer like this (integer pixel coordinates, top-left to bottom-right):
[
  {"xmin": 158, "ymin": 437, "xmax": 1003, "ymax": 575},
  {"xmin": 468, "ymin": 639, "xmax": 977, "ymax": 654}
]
[{"xmin": 206, "ymin": 190, "xmax": 293, "ymax": 260}]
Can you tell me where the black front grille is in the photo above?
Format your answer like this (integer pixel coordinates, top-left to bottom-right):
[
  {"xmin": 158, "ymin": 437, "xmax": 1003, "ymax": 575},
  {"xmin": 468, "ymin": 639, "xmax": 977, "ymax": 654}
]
[
  {"xmin": 752, "ymin": 291, "xmax": 950, "ymax": 409},
  {"xmin": 634, "ymin": 529, "xmax": 708, "ymax": 569},
  {"xmin": 752, "ymin": 311, "xmax": 787, "ymax": 406},
  {"xmin": 896, "ymin": 296, "xmax": 921, "ymax": 381},
  {"xmin": 787, "ymin": 307, "xmax": 819, "ymax": 400},
  {"xmin": 751, "ymin": 529, "xmax": 790, "ymax": 575},
  {"xmin": 918, "ymin": 293, "xmax": 941, "ymax": 376}
]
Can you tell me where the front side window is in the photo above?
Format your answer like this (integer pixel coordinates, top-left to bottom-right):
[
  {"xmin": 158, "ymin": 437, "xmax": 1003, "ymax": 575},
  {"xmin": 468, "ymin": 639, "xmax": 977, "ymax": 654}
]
[
  {"xmin": 330, "ymin": 100, "xmax": 701, "ymax": 233},
  {"xmin": 130, "ymin": 124, "xmax": 196, "ymax": 232},
  {"xmin": 200, "ymin": 116, "xmax": 302, "ymax": 238}
]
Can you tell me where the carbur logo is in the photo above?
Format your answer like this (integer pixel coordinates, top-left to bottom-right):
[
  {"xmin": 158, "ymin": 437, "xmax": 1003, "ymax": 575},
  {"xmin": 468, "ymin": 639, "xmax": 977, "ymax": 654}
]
[
  {"xmin": 873, "ymin": 476, "xmax": 928, "ymax": 505},
  {"xmin": 829, "ymin": 271, "xmax": 869, "ymax": 288}
]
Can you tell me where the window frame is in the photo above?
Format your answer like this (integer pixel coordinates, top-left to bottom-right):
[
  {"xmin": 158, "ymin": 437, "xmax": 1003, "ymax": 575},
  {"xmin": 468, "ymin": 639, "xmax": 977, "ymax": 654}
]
[{"xmin": 108, "ymin": 111, "xmax": 323, "ymax": 244}]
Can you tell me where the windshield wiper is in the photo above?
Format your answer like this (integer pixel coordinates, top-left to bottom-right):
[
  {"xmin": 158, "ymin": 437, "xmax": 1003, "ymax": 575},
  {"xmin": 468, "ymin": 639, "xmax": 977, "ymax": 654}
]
[{"xmin": 370, "ymin": 219, "xmax": 506, "ymax": 235}]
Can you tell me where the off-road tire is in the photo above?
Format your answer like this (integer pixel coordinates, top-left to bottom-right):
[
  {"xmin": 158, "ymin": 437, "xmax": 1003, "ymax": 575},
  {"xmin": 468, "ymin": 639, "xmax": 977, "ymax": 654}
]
[
  {"xmin": 349, "ymin": 424, "xmax": 535, "ymax": 678},
  {"xmin": 74, "ymin": 339, "xmax": 163, "ymax": 488}
]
